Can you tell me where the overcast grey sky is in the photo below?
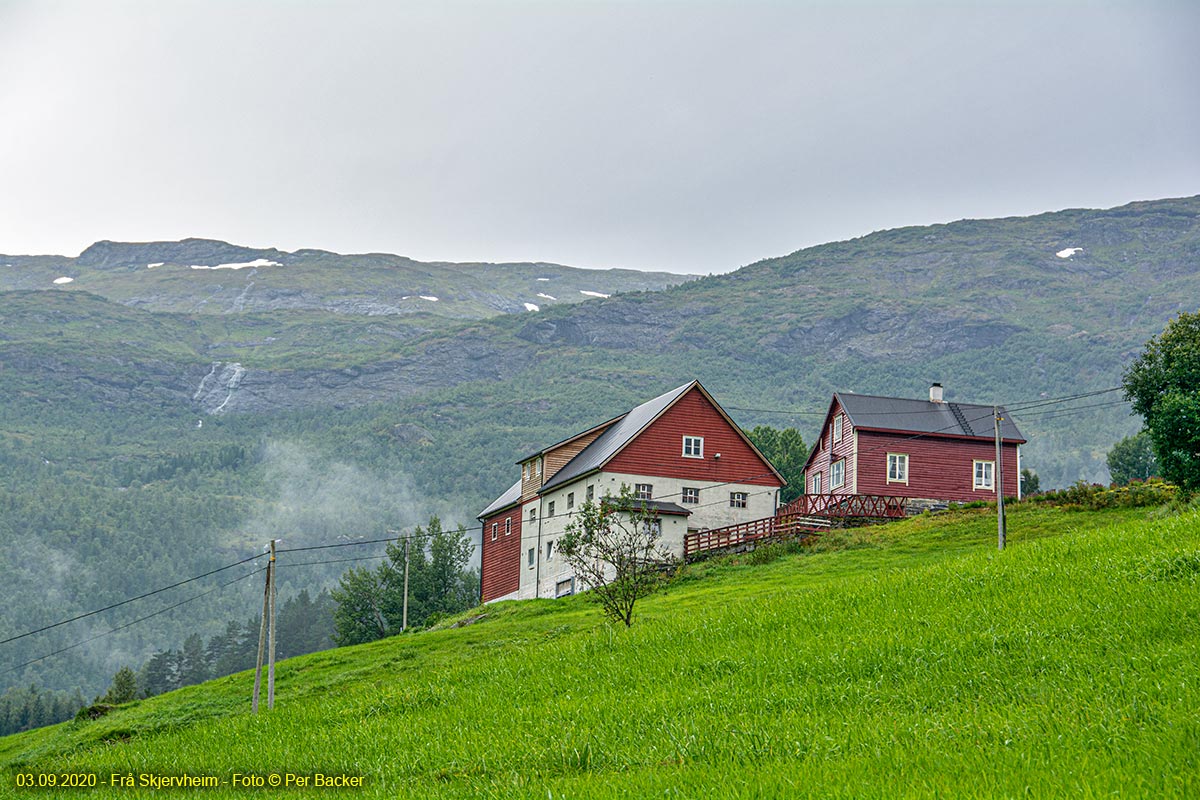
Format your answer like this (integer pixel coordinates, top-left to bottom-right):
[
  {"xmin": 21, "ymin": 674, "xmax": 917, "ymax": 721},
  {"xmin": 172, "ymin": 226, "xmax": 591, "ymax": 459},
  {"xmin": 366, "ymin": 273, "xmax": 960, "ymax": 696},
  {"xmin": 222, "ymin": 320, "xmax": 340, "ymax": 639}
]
[{"xmin": 1, "ymin": 0, "xmax": 1197, "ymax": 274}]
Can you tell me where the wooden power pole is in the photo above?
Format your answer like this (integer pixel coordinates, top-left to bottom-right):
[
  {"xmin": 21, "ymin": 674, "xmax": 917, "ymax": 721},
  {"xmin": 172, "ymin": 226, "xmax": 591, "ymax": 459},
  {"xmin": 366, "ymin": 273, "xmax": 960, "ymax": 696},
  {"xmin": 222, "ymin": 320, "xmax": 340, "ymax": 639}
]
[
  {"xmin": 994, "ymin": 406, "xmax": 1007, "ymax": 551},
  {"xmin": 402, "ymin": 533, "xmax": 410, "ymax": 632},
  {"xmin": 252, "ymin": 539, "xmax": 279, "ymax": 712},
  {"xmin": 267, "ymin": 538, "xmax": 277, "ymax": 710}
]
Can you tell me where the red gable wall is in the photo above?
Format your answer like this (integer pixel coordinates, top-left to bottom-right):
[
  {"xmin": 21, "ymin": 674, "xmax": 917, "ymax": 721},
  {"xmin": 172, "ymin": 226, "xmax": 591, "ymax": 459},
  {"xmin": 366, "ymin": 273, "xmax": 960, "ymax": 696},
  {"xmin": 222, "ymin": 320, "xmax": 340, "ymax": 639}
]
[
  {"xmin": 855, "ymin": 430, "xmax": 1021, "ymax": 503},
  {"xmin": 605, "ymin": 387, "xmax": 781, "ymax": 487},
  {"xmin": 480, "ymin": 506, "xmax": 522, "ymax": 602}
]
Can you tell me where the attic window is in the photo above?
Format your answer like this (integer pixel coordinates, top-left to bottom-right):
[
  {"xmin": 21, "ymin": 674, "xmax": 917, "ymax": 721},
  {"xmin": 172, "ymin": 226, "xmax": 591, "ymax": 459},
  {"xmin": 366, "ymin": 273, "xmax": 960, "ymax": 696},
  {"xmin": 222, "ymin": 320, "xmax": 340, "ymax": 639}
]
[
  {"xmin": 491, "ymin": 522, "xmax": 498, "ymax": 542},
  {"xmin": 504, "ymin": 517, "xmax": 511, "ymax": 536},
  {"xmin": 682, "ymin": 436, "xmax": 704, "ymax": 458},
  {"xmin": 833, "ymin": 415, "xmax": 843, "ymax": 443}
]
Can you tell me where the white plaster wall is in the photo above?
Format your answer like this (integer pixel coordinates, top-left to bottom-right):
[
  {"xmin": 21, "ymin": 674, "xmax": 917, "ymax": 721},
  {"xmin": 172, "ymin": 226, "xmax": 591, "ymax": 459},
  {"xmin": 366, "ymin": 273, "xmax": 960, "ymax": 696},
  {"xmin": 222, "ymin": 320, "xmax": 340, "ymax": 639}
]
[{"xmin": 515, "ymin": 471, "xmax": 779, "ymax": 599}]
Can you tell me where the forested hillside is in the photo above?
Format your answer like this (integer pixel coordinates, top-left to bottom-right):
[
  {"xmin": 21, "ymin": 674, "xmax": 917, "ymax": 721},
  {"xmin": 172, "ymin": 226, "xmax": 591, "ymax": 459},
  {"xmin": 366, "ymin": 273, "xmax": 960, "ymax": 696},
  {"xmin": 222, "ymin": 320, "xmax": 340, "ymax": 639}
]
[{"xmin": 0, "ymin": 196, "xmax": 1197, "ymax": 701}]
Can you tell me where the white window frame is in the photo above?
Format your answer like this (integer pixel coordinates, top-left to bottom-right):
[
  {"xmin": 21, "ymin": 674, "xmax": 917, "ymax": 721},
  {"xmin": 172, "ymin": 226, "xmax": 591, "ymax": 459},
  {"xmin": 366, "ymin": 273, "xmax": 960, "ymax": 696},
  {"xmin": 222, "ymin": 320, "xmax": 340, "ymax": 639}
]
[
  {"xmin": 504, "ymin": 517, "xmax": 511, "ymax": 536},
  {"xmin": 491, "ymin": 522, "xmax": 498, "ymax": 541},
  {"xmin": 974, "ymin": 460, "xmax": 995, "ymax": 491},
  {"xmin": 682, "ymin": 435, "xmax": 704, "ymax": 458},
  {"xmin": 810, "ymin": 472, "xmax": 822, "ymax": 494},
  {"xmin": 833, "ymin": 415, "xmax": 843, "ymax": 443},
  {"xmin": 635, "ymin": 483, "xmax": 653, "ymax": 501},
  {"xmin": 887, "ymin": 453, "xmax": 909, "ymax": 484},
  {"xmin": 730, "ymin": 491, "xmax": 747, "ymax": 508},
  {"xmin": 681, "ymin": 486, "xmax": 699, "ymax": 505},
  {"xmin": 546, "ymin": 540, "xmax": 555, "ymax": 560},
  {"xmin": 830, "ymin": 459, "xmax": 845, "ymax": 490}
]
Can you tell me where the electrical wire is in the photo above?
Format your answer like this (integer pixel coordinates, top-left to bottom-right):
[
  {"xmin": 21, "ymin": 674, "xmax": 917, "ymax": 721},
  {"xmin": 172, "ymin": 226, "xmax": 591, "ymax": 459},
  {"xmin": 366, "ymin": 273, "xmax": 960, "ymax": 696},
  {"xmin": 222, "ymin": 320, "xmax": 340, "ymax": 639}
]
[
  {"xmin": 2, "ymin": 566, "xmax": 265, "ymax": 676},
  {"xmin": 0, "ymin": 553, "xmax": 265, "ymax": 648}
]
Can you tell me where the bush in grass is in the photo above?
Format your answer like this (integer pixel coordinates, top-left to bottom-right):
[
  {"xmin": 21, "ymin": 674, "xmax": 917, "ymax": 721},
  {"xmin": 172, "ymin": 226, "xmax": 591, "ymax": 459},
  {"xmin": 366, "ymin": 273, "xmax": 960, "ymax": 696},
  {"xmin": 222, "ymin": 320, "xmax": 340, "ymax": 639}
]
[{"xmin": 1031, "ymin": 479, "xmax": 1177, "ymax": 509}]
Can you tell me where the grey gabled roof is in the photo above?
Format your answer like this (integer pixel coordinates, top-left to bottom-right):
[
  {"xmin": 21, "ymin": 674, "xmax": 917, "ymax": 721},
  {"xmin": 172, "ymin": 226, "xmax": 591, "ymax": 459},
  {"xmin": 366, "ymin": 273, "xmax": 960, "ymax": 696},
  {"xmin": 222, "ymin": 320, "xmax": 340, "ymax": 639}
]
[
  {"xmin": 539, "ymin": 382, "xmax": 695, "ymax": 493},
  {"xmin": 477, "ymin": 478, "xmax": 522, "ymax": 520},
  {"xmin": 834, "ymin": 393, "xmax": 1026, "ymax": 442}
]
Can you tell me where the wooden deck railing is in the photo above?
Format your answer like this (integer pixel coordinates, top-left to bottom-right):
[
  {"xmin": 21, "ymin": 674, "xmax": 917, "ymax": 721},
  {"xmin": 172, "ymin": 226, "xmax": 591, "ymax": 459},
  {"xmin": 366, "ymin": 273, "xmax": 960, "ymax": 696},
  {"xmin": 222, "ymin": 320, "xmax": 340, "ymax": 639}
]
[
  {"xmin": 683, "ymin": 495, "xmax": 908, "ymax": 559},
  {"xmin": 779, "ymin": 494, "xmax": 908, "ymax": 520},
  {"xmin": 683, "ymin": 512, "xmax": 830, "ymax": 558}
]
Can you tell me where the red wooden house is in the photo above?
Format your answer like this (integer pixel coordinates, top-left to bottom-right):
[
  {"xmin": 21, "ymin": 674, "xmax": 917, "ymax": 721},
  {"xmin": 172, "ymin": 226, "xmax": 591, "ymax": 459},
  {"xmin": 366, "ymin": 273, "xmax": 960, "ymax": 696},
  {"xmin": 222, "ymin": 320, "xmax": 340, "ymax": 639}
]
[
  {"xmin": 802, "ymin": 383, "xmax": 1026, "ymax": 506},
  {"xmin": 478, "ymin": 381, "xmax": 786, "ymax": 603}
]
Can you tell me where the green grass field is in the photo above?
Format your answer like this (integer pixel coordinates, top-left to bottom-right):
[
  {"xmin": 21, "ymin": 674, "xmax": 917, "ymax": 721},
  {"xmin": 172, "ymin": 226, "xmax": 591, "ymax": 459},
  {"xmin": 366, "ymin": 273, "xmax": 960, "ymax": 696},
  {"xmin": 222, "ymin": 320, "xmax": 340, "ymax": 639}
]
[{"xmin": 3, "ymin": 504, "xmax": 1198, "ymax": 798}]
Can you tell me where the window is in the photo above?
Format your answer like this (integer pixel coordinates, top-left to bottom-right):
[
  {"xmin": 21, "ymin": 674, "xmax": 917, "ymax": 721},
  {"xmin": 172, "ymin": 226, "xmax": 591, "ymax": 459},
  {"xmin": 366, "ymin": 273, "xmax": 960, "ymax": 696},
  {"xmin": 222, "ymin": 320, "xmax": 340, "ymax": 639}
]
[
  {"xmin": 548, "ymin": 500, "xmax": 555, "ymax": 517},
  {"xmin": 567, "ymin": 492, "xmax": 574, "ymax": 509},
  {"xmin": 682, "ymin": 487, "xmax": 699, "ymax": 505},
  {"xmin": 586, "ymin": 485, "xmax": 594, "ymax": 502},
  {"xmin": 491, "ymin": 522, "xmax": 498, "ymax": 541},
  {"xmin": 523, "ymin": 462, "xmax": 529, "ymax": 480},
  {"xmin": 833, "ymin": 415, "xmax": 843, "ymax": 443},
  {"xmin": 528, "ymin": 547, "xmax": 535, "ymax": 567},
  {"xmin": 555, "ymin": 577, "xmax": 575, "ymax": 598},
  {"xmin": 535, "ymin": 458, "xmax": 542, "ymax": 476},
  {"xmin": 546, "ymin": 540, "xmax": 555, "ymax": 560},
  {"xmin": 730, "ymin": 491, "xmax": 747, "ymax": 508},
  {"xmin": 635, "ymin": 483, "xmax": 653, "ymax": 500},
  {"xmin": 504, "ymin": 517, "xmax": 511, "ymax": 536},
  {"xmin": 529, "ymin": 507, "xmax": 537, "ymax": 522},
  {"xmin": 887, "ymin": 453, "xmax": 909, "ymax": 484},
  {"xmin": 810, "ymin": 472, "xmax": 822, "ymax": 494},
  {"xmin": 682, "ymin": 435, "xmax": 704, "ymax": 458},
  {"xmin": 974, "ymin": 460, "xmax": 995, "ymax": 491},
  {"xmin": 831, "ymin": 459, "xmax": 845, "ymax": 489}
]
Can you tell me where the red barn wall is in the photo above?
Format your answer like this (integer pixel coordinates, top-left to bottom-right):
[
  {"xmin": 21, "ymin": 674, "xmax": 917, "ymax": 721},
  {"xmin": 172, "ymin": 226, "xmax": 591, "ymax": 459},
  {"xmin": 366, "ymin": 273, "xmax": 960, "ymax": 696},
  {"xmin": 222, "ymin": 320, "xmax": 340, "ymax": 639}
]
[
  {"xmin": 605, "ymin": 388, "xmax": 782, "ymax": 487},
  {"xmin": 855, "ymin": 430, "xmax": 1022, "ymax": 503},
  {"xmin": 480, "ymin": 506, "xmax": 522, "ymax": 602},
  {"xmin": 806, "ymin": 400, "xmax": 857, "ymax": 493}
]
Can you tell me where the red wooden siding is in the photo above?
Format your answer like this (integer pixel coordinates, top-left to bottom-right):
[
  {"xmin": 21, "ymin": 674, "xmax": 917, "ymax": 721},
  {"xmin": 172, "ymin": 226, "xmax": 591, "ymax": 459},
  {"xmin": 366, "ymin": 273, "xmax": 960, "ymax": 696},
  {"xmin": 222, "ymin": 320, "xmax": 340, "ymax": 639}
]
[
  {"xmin": 806, "ymin": 401, "xmax": 856, "ymax": 493},
  {"xmin": 480, "ymin": 506, "xmax": 522, "ymax": 602},
  {"xmin": 605, "ymin": 387, "xmax": 782, "ymax": 487},
  {"xmin": 854, "ymin": 430, "xmax": 1021, "ymax": 503}
]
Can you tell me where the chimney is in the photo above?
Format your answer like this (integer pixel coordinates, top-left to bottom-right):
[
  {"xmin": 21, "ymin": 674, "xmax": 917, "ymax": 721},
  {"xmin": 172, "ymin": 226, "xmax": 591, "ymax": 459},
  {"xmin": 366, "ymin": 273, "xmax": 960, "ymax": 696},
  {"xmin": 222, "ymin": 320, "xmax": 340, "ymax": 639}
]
[{"xmin": 929, "ymin": 382, "xmax": 944, "ymax": 403}]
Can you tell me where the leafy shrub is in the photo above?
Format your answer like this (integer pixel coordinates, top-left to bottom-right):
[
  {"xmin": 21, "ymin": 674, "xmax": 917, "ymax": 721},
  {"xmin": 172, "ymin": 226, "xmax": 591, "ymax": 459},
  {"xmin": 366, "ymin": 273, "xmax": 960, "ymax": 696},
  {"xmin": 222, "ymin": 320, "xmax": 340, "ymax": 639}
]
[{"xmin": 1031, "ymin": 479, "xmax": 1177, "ymax": 509}]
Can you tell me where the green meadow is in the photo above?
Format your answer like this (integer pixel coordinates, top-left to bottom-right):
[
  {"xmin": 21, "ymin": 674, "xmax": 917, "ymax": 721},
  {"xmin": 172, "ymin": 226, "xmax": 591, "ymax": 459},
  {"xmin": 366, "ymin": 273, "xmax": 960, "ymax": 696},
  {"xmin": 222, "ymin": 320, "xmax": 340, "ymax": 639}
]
[{"xmin": 2, "ymin": 504, "xmax": 1198, "ymax": 798}]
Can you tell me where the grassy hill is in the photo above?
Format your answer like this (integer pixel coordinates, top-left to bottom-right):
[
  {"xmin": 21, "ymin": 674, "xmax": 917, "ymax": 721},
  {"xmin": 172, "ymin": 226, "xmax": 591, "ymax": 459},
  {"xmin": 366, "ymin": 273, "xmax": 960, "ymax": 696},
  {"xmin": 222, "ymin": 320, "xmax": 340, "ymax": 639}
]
[{"xmin": 3, "ymin": 503, "xmax": 1197, "ymax": 798}]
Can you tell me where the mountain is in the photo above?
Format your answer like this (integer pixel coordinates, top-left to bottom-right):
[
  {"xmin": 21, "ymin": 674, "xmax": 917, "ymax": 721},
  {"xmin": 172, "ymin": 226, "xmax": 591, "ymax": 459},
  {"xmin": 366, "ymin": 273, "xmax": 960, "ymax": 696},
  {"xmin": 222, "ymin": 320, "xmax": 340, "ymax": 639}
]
[
  {"xmin": 0, "ymin": 196, "xmax": 1197, "ymax": 697},
  {"xmin": 0, "ymin": 237, "xmax": 694, "ymax": 319}
]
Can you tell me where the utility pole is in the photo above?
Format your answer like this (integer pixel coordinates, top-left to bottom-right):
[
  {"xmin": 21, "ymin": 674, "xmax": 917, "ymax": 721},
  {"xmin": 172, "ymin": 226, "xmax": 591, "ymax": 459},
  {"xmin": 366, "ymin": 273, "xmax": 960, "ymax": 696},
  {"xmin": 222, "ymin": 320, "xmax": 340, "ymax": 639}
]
[
  {"xmin": 252, "ymin": 547, "xmax": 270, "ymax": 712},
  {"xmin": 402, "ymin": 533, "xmax": 410, "ymax": 633},
  {"xmin": 267, "ymin": 538, "xmax": 277, "ymax": 710},
  {"xmin": 994, "ymin": 406, "xmax": 1007, "ymax": 551}
]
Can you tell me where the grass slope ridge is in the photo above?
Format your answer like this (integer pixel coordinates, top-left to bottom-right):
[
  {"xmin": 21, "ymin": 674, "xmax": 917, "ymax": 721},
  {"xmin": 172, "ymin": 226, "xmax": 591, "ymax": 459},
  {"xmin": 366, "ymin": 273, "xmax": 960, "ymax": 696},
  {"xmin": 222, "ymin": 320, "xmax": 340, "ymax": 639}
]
[{"xmin": 3, "ymin": 504, "xmax": 1197, "ymax": 798}]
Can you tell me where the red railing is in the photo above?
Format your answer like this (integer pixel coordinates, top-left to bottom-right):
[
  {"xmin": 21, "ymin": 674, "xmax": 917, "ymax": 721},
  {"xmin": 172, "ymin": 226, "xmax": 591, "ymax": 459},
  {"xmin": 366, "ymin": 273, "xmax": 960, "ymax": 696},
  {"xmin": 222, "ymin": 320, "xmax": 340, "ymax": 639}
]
[
  {"xmin": 683, "ymin": 495, "xmax": 908, "ymax": 558},
  {"xmin": 780, "ymin": 494, "xmax": 908, "ymax": 520}
]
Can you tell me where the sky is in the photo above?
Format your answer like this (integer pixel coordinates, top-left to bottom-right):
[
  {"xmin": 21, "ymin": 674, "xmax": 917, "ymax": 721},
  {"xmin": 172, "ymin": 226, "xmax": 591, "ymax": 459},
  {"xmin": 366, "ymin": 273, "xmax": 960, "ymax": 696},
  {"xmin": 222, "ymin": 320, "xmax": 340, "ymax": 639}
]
[{"xmin": 1, "ymin": 0, "xmax": 1197, "ymax": 275}]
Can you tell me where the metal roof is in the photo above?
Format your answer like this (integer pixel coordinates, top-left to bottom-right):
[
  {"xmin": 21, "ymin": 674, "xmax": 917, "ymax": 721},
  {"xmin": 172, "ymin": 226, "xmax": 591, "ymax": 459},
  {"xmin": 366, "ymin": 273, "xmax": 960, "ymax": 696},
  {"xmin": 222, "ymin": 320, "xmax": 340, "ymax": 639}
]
[
  {"xmin": 834, "ymin": 393, "xmax": 1026, "ymax": 442},
  {"xmin": 605, "ymin": 499, "xmax": 693, "ymax": 517},
  {"xmin": 477, "ymin": 478, "xmax": 522, "ymax": 520},
  {"xmin": 540, "ymin": 382, "xmax": 695, "ymax": 492}
]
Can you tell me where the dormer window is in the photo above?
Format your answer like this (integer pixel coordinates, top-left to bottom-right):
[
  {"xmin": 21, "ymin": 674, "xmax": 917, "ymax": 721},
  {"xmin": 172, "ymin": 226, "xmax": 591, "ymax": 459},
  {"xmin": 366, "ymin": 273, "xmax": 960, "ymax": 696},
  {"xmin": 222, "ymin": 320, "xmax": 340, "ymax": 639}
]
[{"xmin": 833, "ymin": 415, "xmax": 843, "ymax": 443}]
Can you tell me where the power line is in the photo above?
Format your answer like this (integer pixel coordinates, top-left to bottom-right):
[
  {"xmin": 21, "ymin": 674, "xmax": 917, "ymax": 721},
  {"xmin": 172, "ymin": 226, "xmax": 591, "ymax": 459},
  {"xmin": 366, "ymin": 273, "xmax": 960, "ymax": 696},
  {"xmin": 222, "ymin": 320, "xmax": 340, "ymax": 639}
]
[
  {"xmin": 0, "ymin": 553, "xmax": 265, "ymax": 648},
  {"xmin": 2, "ymin": 567, "xmax": 265, "ymax": 676}
]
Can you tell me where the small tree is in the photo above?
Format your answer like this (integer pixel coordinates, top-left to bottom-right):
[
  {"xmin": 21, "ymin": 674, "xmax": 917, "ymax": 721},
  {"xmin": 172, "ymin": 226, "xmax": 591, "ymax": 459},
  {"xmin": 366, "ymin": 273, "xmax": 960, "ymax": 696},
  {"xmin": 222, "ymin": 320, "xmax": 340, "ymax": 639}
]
[
  {"xmin": 101, "ymin": 666, "xmax": 139, "ymax": 705},
  {"xmin": 1123, "ymin": 311, "xmax": 1200, "ymax": 492},
  {"xmin": 557, "ymin": 485, "xmax": 676, "ymax": 627},
  {"xmin": 1106, "ymin": 431, "xmax": 1160, "ymax": 485}
]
